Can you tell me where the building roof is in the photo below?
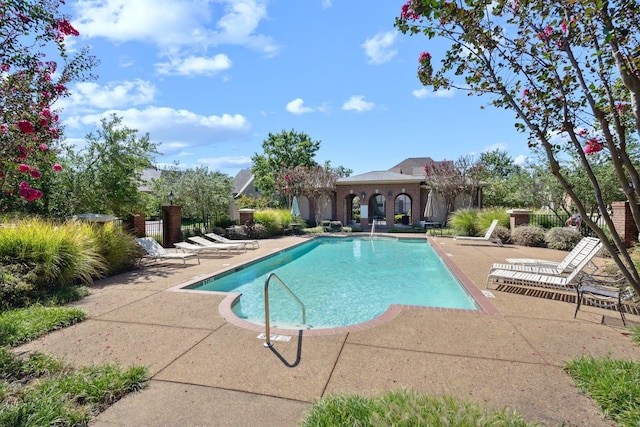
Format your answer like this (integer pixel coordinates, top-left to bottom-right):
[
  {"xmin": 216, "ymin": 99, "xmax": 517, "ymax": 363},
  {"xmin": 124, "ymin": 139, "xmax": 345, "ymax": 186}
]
[{"xmin": 336, "ymin": 170, "xmax": 423, "ymax": 185}]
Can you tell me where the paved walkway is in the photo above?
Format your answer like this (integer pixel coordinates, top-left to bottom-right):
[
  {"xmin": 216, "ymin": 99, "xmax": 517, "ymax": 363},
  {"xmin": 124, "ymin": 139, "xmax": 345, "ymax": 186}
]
[{"xmin": 16, "ymin": 234, "xmax": 639, "ymax": 426}]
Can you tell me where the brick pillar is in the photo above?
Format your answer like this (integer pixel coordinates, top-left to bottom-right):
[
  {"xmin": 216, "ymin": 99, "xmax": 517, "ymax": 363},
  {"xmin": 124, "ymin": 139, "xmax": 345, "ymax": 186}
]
[
  {"xmin": 239, "ymin": 209, "xmax": 255, "ymax": 225},
  {"xmin": 508, "ymin": 209, "xmax": 531, "ymax": 231},
  {"xmin": 612, "ymin": 201, "xmax": 638, "ymax": 247},
  {"xmin": 123, "ymin": 213, "xmax": 146, "ymax": 237},
  {"xmin": 162, "ymin": 205, "xmax": 182, "ymax": 248}
]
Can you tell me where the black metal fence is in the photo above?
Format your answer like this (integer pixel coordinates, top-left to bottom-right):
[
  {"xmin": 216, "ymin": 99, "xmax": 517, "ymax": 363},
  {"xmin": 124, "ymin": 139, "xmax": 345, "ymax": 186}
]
[{"xmin": 529, "ymin": 212, "xmax": 599, "ymax": 237}]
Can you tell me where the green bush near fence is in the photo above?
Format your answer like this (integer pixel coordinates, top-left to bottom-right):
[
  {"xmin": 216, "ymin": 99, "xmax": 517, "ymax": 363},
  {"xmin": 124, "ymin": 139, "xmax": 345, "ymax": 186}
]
[
  {"xmin": 253, "ymin": 209, "xmax": 293, "ymax": 236},
  {"xmin": 545, "ymin": 227, "xmax": 582, "ymax": 250}
]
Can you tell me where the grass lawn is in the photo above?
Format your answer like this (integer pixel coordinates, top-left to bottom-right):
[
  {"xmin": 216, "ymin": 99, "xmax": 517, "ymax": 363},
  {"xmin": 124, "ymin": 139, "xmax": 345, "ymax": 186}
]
[{"xmin": 0, "ymin": 305, "xmax": 148, "ymax": 426}]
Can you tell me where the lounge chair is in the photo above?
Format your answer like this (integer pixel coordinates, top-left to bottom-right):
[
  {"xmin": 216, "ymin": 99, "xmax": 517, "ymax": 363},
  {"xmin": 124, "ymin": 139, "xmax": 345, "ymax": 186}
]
[
  {"xmin": 575, "ymin": 272, "xmax": 636, "ymax": 326},
  {"xmin": 490, "ymin": 238, "xmax": 602, "ymax": 276},
  {"xmin": 485, "ymin": 243, "xmax": 600, "ymax": 290},
  {"xmin": 454, "ymin": 219, "xmax": 503, "ymax": 246},
  {"xmin": 505, "ymin": 236, "xmax": 600, "ymax": 272},
  {"xmin": 135, "ymin": 237, "xmax": 200, "ymax": 265},
  {"xmin": 187, "ymin": 236, "xmax": 246, "ymax": 254},
  {"xmin": 205, "ymin": 232, "xmax": 259, "ymax": 249},
  {"xmin": 174, "ymin": 241, "xmax": 227, "ymax": 257}
]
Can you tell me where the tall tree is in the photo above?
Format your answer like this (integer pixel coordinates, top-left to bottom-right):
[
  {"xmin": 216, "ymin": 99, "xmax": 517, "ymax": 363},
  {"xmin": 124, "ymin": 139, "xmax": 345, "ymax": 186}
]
[
  {"xmin": 424, "ymin": 156, "xmax": 484, "ymax": 217},
  {"xmin": 0, "ymin": 0, "xmax": 97, "ymax": 208},
  {"xmin": 478, "ymin": 149, "xmax": 540, "ymax": 208},
  {"xmin": 397, "ymin": 0, "xmax": 640, "ymax": 294},
  {"xmin": 54, "ymin": 114, "xmax": 158, "ymax": 217},
  {"xmin": 251, "ymin": 129, "xmax": 320, "ymax": 199}
]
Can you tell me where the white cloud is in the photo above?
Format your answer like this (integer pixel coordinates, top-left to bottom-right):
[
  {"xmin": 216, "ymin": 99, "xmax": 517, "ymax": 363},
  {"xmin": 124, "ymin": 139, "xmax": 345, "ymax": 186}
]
[
  {"xmin": 286, "ymin": 98, "xmax": 314, "ymax": 115},
  {"xmin": 58, "ymin": 79, "xmax": 157, "ymax": 110},
  {"xmin": 72, "ymin": 0, "xmax": 279, "ymax": 56},
  {"xmin": 63, "ymin": 106, "xmax": 251, "ymax": 155},
  {"xmin": 412, "ymin": 87, "xmax": 455, "ymax": 98},
  {"xmin": 514, "ymin": 155, "xmax": 529, "ymax": 165},
  {"xmin": 322, "ymin": 0, "xmax": 332, "ymax": 8},
  {"xmin": 482, "ymin": 143, "xmax": 508, "ymax": 152},
  {"xmin": 342, "ymin": 95, "xmax": 375, "ymax": 112},
  {"xmin": 362, "ymin": 31, "xmax": 397, "ymax": 65},
  {"xmin": 197, "ymin": 155, "xmax": 253, "ymax": 171},
  {"xmin": 155, "ymin": 54, "xmax": 232, "ymax": 76}
]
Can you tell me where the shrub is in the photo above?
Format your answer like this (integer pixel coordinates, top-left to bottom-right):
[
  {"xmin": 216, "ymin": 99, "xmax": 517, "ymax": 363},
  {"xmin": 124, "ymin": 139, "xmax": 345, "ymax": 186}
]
[
  {"xmin": 448, "ymin": 209, "xmax": 479, "ymax": 236},
  {"xmin": 248, "ymin": 223, "xmax": 269, "ymax": 239},
  {"xmin": 0, "ymin": 264, "xmax": 37, "ymax": 311},
  {"xmin": 0, "ymin": 219, "xmax": 107, "ymax": 290},
  {"xmin": 494, "ymin": 225, "xmax": 512, "ymax": 244},
  {"xmin": 90, "ymin": 222, "xmax": 144, "ymax": 274},
  {"xmin": 511, "ymin": 225, "xmax": 547, "ymax": 247},
  {"xmin": 545, "ymin": 227, "xmax": 582, "ymax": 251},
  {"xmin": 253, "ymin": 209, "xmax": 293, "ymax": 236},
  {"xmin": 477, "ymin": 207, "xmax": 510, "ymax": 229}
]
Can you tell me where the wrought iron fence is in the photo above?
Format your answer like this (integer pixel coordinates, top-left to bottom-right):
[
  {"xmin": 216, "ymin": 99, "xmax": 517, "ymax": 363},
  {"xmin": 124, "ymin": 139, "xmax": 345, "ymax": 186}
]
[{"xmin": 529, "ymin": 212, "xmax": 598, "ymax": 237}]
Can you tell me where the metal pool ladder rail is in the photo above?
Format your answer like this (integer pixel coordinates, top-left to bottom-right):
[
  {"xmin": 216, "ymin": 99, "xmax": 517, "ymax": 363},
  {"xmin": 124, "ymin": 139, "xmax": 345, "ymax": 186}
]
[{"xmin": 263, "ymin": 272, "xmax": 306, "ymax": 348}]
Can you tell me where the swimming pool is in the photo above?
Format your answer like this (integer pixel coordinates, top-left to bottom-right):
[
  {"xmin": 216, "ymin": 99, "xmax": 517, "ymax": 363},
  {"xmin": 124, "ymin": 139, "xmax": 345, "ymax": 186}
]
[{"xmin": 187, "ymin": 236, "xmax": 479, "ymax": 329}]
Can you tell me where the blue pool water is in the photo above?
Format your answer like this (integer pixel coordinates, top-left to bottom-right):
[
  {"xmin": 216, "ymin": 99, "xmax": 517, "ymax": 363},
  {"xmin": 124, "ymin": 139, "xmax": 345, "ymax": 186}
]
[{"xmin": 188, "ymin": 236, "xmax": 478, "ymax": 328}]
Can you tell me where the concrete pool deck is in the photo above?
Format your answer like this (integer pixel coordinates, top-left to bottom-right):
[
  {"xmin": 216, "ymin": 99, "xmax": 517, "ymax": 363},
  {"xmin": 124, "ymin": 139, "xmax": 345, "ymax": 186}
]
[{"xmin": 15, "ymin": 234, "xmax": 639, "ymax": 426}]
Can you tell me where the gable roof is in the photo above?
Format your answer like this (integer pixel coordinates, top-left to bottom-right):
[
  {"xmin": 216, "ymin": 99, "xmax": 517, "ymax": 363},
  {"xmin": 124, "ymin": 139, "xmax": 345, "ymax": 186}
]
[{"xmin": 337, "ymin": 170, "xmax": 423, "ymax": 185}]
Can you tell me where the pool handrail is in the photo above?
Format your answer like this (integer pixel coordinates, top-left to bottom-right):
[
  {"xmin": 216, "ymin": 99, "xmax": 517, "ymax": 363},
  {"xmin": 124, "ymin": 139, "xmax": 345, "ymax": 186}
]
[{"xmin": 263, "ymin": 272, "xmax": 306, "ymax": 348}]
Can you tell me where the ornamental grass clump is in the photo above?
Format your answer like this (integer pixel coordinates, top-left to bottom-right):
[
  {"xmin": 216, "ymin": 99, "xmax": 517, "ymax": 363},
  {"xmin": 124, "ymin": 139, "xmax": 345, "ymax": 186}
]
[
  {"xmin": 448, "ymin": 209, "xmax": 479, "ymax": 236},
  {"xmin": 511, "ymin": 225, "xmax": 546, "ymax": 247},
  {"xmin": 544, "ymin": 227, "xmax": 582, "ymax": 251},
  {"xmin": 0, "ymin": 218, "xmax": 107, "ymax": 291},
  {"xmin": 91, "ymin": 221, "xmax": 145, "ymax": 274}
]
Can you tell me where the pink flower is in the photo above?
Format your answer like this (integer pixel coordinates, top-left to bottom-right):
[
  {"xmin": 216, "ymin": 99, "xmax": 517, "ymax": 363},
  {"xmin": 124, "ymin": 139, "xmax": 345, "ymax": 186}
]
[
  {"xmin": 30, "ymin": 169, "xmax": 42, "ymax": 179},
  {"xmin": 18, "ymin": 163, "xmax": 31, "ymax": 172},
  {"xmin": 39, "ymin": 143, "xmax": 49, "ymax": 151},
  {"xmin": 400, "ymin": 1, "xmax": 420, "ymax": 20},
  {"xmin": 1, "ymin": 124, "xmax": 8, "ymax": 134},
  {"xmin": 1, "ymin": 64, "xmax": 9, "ymax": 72},
  {"xmin": 577, "ymin": 129, "xmax": 588, "ymax": 137},
  {"xmin": 585, "ymin": 138, "xmax": 604, "ymax": 154},
  {"xmin": 52, "ymin": 163, "xmax": 63, "ymax": 172},
  {"xmin": 419, "ymin": 51, "xmax": 432, "ymax": 62},
  {"xmin": 17, "ymin": 120, "xmax": 35, "ymax": 133},
  {"xmin": 16, "ymin": 145, "xmax": 28, "ymax": 159}
]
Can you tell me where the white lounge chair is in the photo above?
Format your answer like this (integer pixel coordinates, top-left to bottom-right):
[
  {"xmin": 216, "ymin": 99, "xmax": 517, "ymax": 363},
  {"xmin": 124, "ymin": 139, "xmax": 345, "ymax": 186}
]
[
  {"xmin": 485, "ymin": 243, "xmax": 600, "ymax": 290},
  {"xmin": 135, "ymin": 237, "xmax": 200, "ymax": 265},
  {"xmin": 505, "ymin": 236, "xmax": 600, "ymax": 272},
  {"xmin": 187, "ymin": 236, "xmax": 245, "ymax": 254},
  {"xmin": 205, "ymin": 232, "xmax": 259, "ymax": 249},
  {"xmin": 490, "ymin": 238, "xmax": 602, "ymax": 276},
  {"xmin": 454, "ymin": 219, "xmax": 503, "ymax": 246},
  {"xmin": 174, "ymin": 241, "xmax": 226, "ymax": 257}
]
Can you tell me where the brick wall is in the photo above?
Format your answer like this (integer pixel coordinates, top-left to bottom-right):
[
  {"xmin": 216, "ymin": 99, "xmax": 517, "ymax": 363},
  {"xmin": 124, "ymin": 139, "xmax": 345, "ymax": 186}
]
[
  {"xmin": 162, "ymin": 205, "xmax": 182, "ymax": 248},
  {"xmin": 612, "ymin": 201, "xmax": 638, "ymax": 247}
]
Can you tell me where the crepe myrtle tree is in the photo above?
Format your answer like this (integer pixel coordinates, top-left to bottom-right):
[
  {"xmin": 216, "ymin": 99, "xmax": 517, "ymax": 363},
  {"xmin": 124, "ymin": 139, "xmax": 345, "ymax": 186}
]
[
  {"xmin": 424, "ymin": 156, "xmax": 485, "ymax": 217},
  {"xmin": 396, "ymin": 0, "xmax": 640, "ymax": 294},
  {"xmin": 0, "ymin": 0, "xmax": 97, "ymax": 208},
  {"xmin": 277, "ymin": 162, "xmax": 348, "ymax": 226}
]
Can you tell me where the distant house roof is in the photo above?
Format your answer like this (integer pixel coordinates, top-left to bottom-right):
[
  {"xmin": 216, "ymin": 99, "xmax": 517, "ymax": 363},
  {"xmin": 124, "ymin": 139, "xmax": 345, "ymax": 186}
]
[
  {"xmin": 233, "ymin": 168, "xmax": 260, "ymax": 198},
  {"xmin": 337, "ymin": 170, "xmax": 423, "ymax": 185},
  {"xmin": 139, "ymin": 168, "xmax": 163, "ymax": 193}
]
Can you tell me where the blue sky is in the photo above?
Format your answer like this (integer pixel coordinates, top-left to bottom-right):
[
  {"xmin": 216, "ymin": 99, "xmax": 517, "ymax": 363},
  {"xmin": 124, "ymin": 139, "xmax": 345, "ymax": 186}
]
[{"xmin": 56, "ymin": 0, "xmax": 531, "ymax": 178}]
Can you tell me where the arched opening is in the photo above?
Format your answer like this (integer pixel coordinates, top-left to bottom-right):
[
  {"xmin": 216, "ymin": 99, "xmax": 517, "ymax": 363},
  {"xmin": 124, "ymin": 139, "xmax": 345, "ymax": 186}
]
[
  {"xmin": 371, "ymin": 194, "xmax": 386, "ymax": 225},
  {"xmin": 346, "ymin": 194, "xmax": 361, "ymax": 226},
  {"xmin": 394, "ymin": 194, "xmax": 412, "ymax": 224}
]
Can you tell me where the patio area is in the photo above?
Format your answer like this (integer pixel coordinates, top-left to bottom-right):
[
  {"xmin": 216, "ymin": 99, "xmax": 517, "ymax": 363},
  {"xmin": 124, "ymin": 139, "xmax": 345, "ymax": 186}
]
[{"xmin": 15, "ymin": 234, "xmax": 639, "ymax": 426}]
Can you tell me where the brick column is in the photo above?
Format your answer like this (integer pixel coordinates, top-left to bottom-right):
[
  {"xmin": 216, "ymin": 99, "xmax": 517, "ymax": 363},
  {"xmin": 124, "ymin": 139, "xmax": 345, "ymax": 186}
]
[
  {"xmin": 508, "ymin": 209, "xmax": 531, "ymax": 231},
  {"xmin": 239, "ymin": 209, "xmax": 255, "ymax": 225},
  {"xmin": 123, "ymin": 213, "xmax": 146, "ymax": 237},
  {"xmin": 612, "ymin": 201, "xmax": 638, "ymax": 247},
  {"xmin": 162, "ymin": 205, "xmax": 182, "ymax": 248}
]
